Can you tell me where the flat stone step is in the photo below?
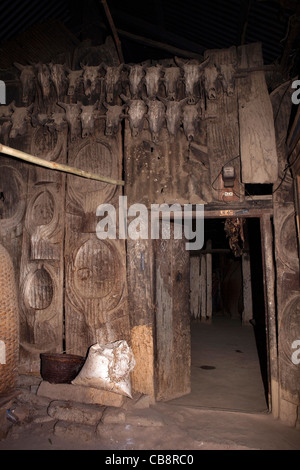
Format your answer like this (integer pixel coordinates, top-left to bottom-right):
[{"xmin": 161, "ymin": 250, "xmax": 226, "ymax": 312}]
[
  {"xmin": 48, "ymin": 400, "xmax": 105, "ymax": 426},
  {"xmin": 37, "ymin": 381, "xmax": 126, "ymax": 408}
]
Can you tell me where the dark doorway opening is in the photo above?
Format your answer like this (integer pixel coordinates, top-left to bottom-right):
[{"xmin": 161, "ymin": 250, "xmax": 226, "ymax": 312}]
[{"xmin": 170, "ymin": 216, "xmax": 269, "ymax": 413}]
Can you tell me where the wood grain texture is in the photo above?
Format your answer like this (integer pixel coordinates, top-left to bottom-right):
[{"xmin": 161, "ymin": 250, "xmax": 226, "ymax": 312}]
[{"xmin": 237, "ymin": 43, "xmax": 278, "ymax": 184}]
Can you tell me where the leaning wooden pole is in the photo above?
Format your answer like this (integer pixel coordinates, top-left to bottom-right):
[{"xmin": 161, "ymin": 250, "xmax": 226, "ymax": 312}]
[
  {"xmin": 260, "ymin": 213, "xmax": 279, "ymax": 419},
  {"xmin": 0, "ymin": 144, "xmax": 124, "ymax": 186}
]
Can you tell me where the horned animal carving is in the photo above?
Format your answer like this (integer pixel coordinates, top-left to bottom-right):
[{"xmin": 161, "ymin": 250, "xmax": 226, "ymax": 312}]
[
  {"xmin": 49, "ymin": 63, "xmax": 68, "ymax": 100},
  {"xmin": 101, "ymin": 64, "xmax": 123, "ymax": 104},
  {"xmin": 174, "ymin": 57, "xmax": 209, "ymax": 103},
  {"xmin": 57, "ymin": 102, "xmax": 81, "ymax": 142},
  {"xmin": 162, "ymin": 67, "xmax": 182, "ymax": 100},
  {"xmin": 144, "ymin": 98, "xmax": 165, "ymax": 143},
  {"xmin": 103, "ymin": 103, "xmax": 126, "ymax": 136},
  {"xmin": 9, "ymin": 103, "xmax": 33, "ymax": 139},
  {"xmin": 158, "ymin": 97, "xmax": 188, "ymax": 137},
  {"xmin": 144, "ymin": 65, "xmax": 163, "ymax": 100},
  {"xmin": 81, "ymin": 64, "xmax": 102, "ymax": 98},
  {"xmin": 14, "ymin": 63, "xmax": 36, "ymax": 104},
  {"xmin": 126, "ymin": 64, "xmax": 145, "ymax": 98},
  {"xmin": 79, "ymin": 101, "xmax": 100, "ymax": 138},
  {"xmin": 120, "ymin": 94, "xmax": 147, "ymax": 137},
  {"xmin": 66, "ymin": 69, "xmax": 83, "ymax": 96}
]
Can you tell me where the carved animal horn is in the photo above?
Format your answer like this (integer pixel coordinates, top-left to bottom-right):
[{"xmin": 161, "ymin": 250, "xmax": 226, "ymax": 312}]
[
  {"xmin": 199, "ymin": 56, "xmax": 210, "ymax": 70},
  {"xmin": 57, "ymin": 102, "xmax": 67, "ymax": 111},
  {"xmin": 157, "ymin": 96, "xmax": 168, "ymax": 105},
  {"xmin": 174, "ymin": 56, "xmax": 186, "ymax": 68},
  {"xmin": 120, "ymin": 94, "xmax": 130, "ymax": 103},
  {"xmin": 13, "ymin": 62, "xmax": 25, "ymax": 71}
]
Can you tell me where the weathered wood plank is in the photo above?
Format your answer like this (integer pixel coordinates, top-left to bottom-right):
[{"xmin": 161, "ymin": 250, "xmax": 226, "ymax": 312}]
[
  {"xmin": 205, "ymin": 46, "xmax": 241, "ymax": 202},
  {"xmin": 155, "ymin": 235, "xmax": 191, "ymax": 401},
  {"xmin": 64, "ymin": 128, "xmax": 129, "ymax": 357},
  {"xmin": 237, "ymin": 43, "xmax": 278, "ymax": 184},
  {"xmin": 18, "ymin": 125, "xmax": 67, "ymax": 373}
]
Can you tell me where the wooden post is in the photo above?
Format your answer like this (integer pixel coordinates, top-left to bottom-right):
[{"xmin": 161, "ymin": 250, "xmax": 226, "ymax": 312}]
[
  {"xmin": 260, "ymin": 214, "xmax": 279, "ymax": 418},
  {"xmin": 206, "ymin": 239, "xmax": 212, "ymax": 323},
  {"xmin": 200, "ymin": 254, "xmax": 207, "ymax": 321},
  {"xmin": 242, "ymin": 225, "xmax": 253, "ymax": 325},
  {"xmin": 190, "ymin": 256, "xmax": 200, "ymax": 320}
]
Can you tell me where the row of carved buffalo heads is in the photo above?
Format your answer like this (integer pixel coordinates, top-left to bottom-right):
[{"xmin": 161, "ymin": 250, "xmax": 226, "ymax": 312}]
[
  {"xmin": 13, "ymin": 57, "xmax": 235, "ymax": 105},
  {"xmin": 0, "ymin": 96, "xmax": 214, "ymax": 142}
]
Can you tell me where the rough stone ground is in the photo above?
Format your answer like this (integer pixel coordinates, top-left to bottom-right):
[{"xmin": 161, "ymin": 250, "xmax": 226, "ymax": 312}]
[{"xmin": 0, "ymin": 375, "xmax": 300, "ymax": 451}]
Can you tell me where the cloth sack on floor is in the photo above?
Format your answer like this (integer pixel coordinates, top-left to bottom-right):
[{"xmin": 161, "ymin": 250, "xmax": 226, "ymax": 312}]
[{"xmin": 72, "ymin": 340, "xmax": 135, "ymax": 398}]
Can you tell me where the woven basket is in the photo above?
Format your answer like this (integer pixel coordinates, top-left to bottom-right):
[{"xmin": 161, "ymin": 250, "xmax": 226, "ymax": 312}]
[{"xmin": 0, "ymin": 243, "xmax": 19, "ymax": 396}]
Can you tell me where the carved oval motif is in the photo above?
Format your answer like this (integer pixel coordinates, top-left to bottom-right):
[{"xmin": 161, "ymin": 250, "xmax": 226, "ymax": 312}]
[
  {"xmin": 0, "ymin": 165, "xmax": 23, "ymax": 220},
  {"xmin": 280, "ymin": 295, "xmax": 300, "ymax": 394},
  {"xmin": 69, "ymin": 140, "xmax": 117, "ymax": 207},
  {"xmin": 32, "ymin": 127, "xmax": 59, "ymax": 160},
  {"xmin": 26, "ymin": 267, "xmax": 54, "ymax": 310},
  {"xmin": 74, "ymin": 239, "xmax": 116, "ymax": 299},
  {"xmin": 31, "ymin": 190, "xmax": 55, "ymax": 226},
  {"xmin": 279, "ymin": 211, "xmax": 299, "ymax": 272}
]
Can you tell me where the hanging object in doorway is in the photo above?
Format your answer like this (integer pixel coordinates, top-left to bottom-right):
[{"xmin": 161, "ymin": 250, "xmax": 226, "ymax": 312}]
[{"xmin": 224, "ymin": 217, "xmax": 244, "ymax": 257}]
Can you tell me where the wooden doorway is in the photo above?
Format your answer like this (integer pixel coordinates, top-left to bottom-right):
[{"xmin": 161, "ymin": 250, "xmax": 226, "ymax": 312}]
[{"xmin": 156, "ymin": 213, "xmax": 275, "ymax": 413}]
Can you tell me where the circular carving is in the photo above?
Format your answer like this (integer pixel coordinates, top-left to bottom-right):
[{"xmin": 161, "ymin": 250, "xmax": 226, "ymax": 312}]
[
  {"xmin": 69, "ymin": 139, "xmax": 117, "ymax": 207},
  {"xmin": 74, "ymin": 239, "xmax": 116, "ymax": 299},
  {"xmin": 278, "ymin": 211, "xmax": 299, "ymax": 271},
  {"xmin": 68, "ymin": 236, "xmax": 124, "ymax": 326},
  {"xmin": 32, "ymin": 127, "xmax": 58, "ymax": 158},
  {"xmin": 25, "ymin": 267, "xmax": 54, "ymax": 310}
]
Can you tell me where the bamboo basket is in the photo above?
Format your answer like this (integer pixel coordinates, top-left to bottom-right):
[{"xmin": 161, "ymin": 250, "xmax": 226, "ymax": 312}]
[{"xmin": 0, "ymin": 244, "xmax": 19, "ymax": 396}]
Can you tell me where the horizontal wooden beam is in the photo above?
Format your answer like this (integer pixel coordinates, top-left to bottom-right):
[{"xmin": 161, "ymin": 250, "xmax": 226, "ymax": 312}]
[{"xmin": 0, "ymin": 144, "xmax": 124, "ymax": 186}]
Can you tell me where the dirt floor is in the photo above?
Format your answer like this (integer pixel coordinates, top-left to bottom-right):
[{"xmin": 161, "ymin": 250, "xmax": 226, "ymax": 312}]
[
  {"xmin": 0, "ymin": 399, "xmax": 300, "ymax": 451},
  {"xmin": 0, "ymin": 317, "xmax": 299, "ymax": 451}
]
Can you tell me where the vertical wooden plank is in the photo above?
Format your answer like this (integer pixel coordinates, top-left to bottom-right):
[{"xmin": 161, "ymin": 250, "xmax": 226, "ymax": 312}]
[
  {"xmin": 205, "ymin": 46, "xmax": 241, "ymax": 202},
  {"xmin": 18, "ymin": 124, "xmax": 67, "ymax": 373},
  {"xmin": 271, "ymin": 78, "xmax": 300, "ymax": 426},
  {"xmin": 127, "ymin": 236, "xmax": 155, "ymax": 397},
  {"xmin": 260, "ymin": 214, "xmax": 279, "ymax": 418},
  {"xmin": 64, "ymin": 118, "xmax": 129, "ymax": 357},
  {"xmin": 200, "ymin": 254, "xmax": 207, "ymax": 320},
  {"xmin": 190, "ymin": 256, "xmax": 200, "ymax": 319},
  {"xmin": 155, "ymin": 234, "xmax": 191, "ymax": 401},
  {"xmin": 237, "ymin": 43, "xmax": 278, "ymax": 183},
  {"xmin": 241, "ymin": 252, "xmax": 253, "ymax": 325},
  {"xmin": 205, "ymin": 239, "xmax": 212, "ymax": 323},
  {"xmin": 242, "ymin": 227, "xmax": 253, "ymax": 325}
]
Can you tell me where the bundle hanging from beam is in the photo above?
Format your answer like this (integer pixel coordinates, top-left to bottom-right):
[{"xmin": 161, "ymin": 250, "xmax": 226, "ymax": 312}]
[{"xmin": 0, "ymin": 144, "xmax": 124, "ymax": 187}]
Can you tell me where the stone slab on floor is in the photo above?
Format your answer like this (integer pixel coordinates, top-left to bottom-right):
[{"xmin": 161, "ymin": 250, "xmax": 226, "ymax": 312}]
[
  {"xmin": 37, "ymin": 381, "xmax": 126, "ymax": 407},
  {"xmin": 54, "ymin": 420, "xmax": 96, "ymax": 442},
  {"xmin": 47, "ymin": 400, "xmax": 105, "ymax": 426}
]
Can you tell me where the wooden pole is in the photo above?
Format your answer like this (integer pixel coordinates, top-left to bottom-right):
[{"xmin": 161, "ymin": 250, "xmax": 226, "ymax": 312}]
[
  {"xmin": 260, "ymin": 214, "xmax": 279, "ymax": 418},
  {"xmin": 0, "ymin": 144, "xmax": 125, "ymax": 187},
  {"xmin": 101, "ymin": 0, "xmax": 124, "ymax": 64}
]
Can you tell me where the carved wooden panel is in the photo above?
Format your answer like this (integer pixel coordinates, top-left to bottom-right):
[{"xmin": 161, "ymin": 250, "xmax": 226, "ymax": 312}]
[
  {"xmin": 124, "ymin": 117, "xmax": 212, "ymax": 207},
  {"xmin": 18, "ymin": 125, "xmax": 67, "ymax": 372},
  {"xmin": 205, "ymin": 46, "xmax": 241, "ymax": 202},
  {"xmin": 274, "ymin": 201, "xmax": 300, "ymax": 421},
  {"xmin": 64, "ymin": 131, "xmax": 129, "ymax": 357}
]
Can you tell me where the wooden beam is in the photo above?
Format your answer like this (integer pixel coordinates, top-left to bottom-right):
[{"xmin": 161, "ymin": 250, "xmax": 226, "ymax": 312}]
[
  {"xmin": 101, "ymin": 0, "xmax": 124, "ymax": 63},
  {"xmin": 0, "ymin": 144, "xmax": 124, "ymax": 186},
  {"xmin": 117, "ymin": 29, "xmax": 203, "ymax": 60}
]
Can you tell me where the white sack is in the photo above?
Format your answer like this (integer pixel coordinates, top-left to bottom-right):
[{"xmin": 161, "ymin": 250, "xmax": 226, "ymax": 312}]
[{"xmin": 72, "ymin": 340, "xmax": 136, "ymax": 398}]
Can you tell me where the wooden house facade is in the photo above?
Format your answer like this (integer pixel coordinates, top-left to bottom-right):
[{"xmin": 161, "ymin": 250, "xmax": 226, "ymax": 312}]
[{"xmin": 0, "ymin": 37, "xmax": 299, "ymax": 427}]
